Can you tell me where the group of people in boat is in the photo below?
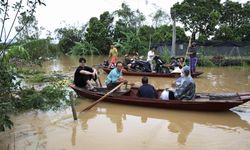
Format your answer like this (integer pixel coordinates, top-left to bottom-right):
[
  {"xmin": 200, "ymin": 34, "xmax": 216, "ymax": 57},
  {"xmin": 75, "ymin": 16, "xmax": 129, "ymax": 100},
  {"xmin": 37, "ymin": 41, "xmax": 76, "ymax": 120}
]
[
  {"xmin": 137, "ymin": 65, "xmax": 195, "ymax": 100},
  {"xmin": 73, "ymin": 56, "xmax": 196, "ymax": 100},
  {"xmin": 105, "ymin": 42, "xmax": 198, "ymax": 74}
]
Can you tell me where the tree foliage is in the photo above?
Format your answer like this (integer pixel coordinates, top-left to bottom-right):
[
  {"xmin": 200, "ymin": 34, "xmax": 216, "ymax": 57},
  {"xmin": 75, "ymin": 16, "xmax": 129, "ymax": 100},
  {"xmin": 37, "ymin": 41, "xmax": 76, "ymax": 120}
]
[
  {"xmin": 214, "ymin": 0, "xmax": 250, "ymax": 41},
  {"xmin": 85, "ymin": 11, "xmax": 114, "ymax": 54},
  {"xmin": 117, "ymin": 31, "xmax": 145, "ymax": 55},
  {"xmin": 172, "ymin": 0, "xmax": 221, "ymax": 40},
  {"xmin": 15, "ymin": 11, "xmax": 40, "ymax": 41},
  {"xmin": 55, "ymin": 26, "xmax": 84, "ymax": 54},
  {"xmin": 0, "ymin": 0, "xmax": 46, "ymax": 131},
  {"xmin": 114, "ymin": 3, "xmax": 145, "ymax": 41},
  {"xmin": 150, "ymin": 9, "xmax": 170, "ymax": 27},
  {"xmin": 70, "ymin": 41, "xmax": 99, "ymax": 55}
]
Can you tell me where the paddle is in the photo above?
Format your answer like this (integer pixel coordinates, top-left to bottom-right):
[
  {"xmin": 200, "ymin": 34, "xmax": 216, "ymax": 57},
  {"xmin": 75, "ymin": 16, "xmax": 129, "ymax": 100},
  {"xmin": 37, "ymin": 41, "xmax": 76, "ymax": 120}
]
[
  {"xmin": 183, "ymin": 36, "xmax": 192, "ymax": 66},
  {"xmin": 92, "ymin": 64, "xmax": 102, "ymax": 87},
  {"xmin": 80, "ymin": 82, "xmax": 124, "ymax": 112},
  {"xmin": 97, "ymin": 75, "xmax": 102, "ymax": 87}
]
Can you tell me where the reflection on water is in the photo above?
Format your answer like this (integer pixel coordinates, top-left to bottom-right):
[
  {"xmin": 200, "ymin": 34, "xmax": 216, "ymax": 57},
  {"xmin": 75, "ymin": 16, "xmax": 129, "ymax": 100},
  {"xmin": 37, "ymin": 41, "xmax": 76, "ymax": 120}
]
[
  {"xmin": 198, "ymin": 67, "xmax": 250, "ymax": 93},
  {"xmin": 71, "ymin": 123, "xmax": 77, "ymax": 146},
  {"xmin": 167, "ymin": 116, "xmax": 193, "ymax": 145},
  {"xmin": 1, "ymin": 55, "xmax": 250, "ymax": 149},
  {"xmin": 0, "ymin": 101, "xmax": 250, "ymax": 150},
  {"xmin": 76, "ymin": 101, "xmax": 250, "ymax": 146}
]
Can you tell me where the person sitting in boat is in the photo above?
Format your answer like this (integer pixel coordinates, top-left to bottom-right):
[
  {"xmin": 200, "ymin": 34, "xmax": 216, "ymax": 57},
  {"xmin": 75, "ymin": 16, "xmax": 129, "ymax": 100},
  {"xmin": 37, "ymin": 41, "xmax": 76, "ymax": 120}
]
[
  {"xmin": 177, "ymin": 57, "xmax": 185, "ymax": 69},
  {"xmin": 123, "ymin": 54, "xmax": 133, "ymax": 70},
  {"xmin": 163, "ymin": 57, "xmax": 179, "ymax": 73},
  {"xmin": 160, "ymin": 66, "xmax": 195, "ymax": 100},
  {"xmin": 103, "ymin": 60, "xmax": 109, "ymax": 67},
  {"xmin": 105, "ymin": 61, "xmax": 128, "ymax": 90},
  {"xmin": 74, "ymin": 57, "xmax": 100, "ymax": 90},
  {"xmin": 160, "ymin": 88, "xmax": 170, "ymax": 100},
  {"xmin": 170, "ymin": 57, "xmax": 179, "ymax": 70},
  {"xmin": 132, "ymin": 50, "xmax": 139, "ymax": 60},
  {"xmin": 153, "ymin": 55, "xmax": 171, "ymax": 73},
  {"xmin": 137, "ymin": 76, "xmax": 158, "ymax": 99}
]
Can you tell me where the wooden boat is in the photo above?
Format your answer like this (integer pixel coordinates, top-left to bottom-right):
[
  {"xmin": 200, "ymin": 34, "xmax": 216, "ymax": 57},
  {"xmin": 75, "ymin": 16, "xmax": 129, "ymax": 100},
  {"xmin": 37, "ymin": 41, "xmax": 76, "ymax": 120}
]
[
  {"xmin": 101, "ymin": 67, "xmax": 203, "ymax": 78},
  {"xmin": 69, "ymin": 84, "xmax": 250, "ymax": 112}
]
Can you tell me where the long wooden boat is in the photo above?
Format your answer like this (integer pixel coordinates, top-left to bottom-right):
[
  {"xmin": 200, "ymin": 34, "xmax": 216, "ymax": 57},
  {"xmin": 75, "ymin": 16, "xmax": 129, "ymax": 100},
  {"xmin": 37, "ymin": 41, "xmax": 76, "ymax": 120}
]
[
  {"xmin": 101, "ymin": 67, "xmax": 203, "ymax": 78},
  {"xmin": 69, "ymin": 84, "xmax": 250, "ymax": 112}
]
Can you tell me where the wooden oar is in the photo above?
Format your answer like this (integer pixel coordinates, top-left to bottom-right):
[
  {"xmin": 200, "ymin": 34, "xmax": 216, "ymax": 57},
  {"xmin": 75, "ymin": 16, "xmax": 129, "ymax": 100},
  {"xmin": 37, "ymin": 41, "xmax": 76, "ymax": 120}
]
[
  {"xmin": 96, "ymin": 69, "xmax": 102, "ymax": 87},
  {"xmin": 92, "ymin": 64, "xmax": 102, "ymax": 87},
  {"xmin": 183, "ymin": 36, "xmax": 192, "ymax": 66},
  {"xmin": 97, "ymin": 75, "xmax": 102, "ymax": 87},
  {"xmin": 80, "ymin": 82, "xmax": 124, "ymax": 112}
]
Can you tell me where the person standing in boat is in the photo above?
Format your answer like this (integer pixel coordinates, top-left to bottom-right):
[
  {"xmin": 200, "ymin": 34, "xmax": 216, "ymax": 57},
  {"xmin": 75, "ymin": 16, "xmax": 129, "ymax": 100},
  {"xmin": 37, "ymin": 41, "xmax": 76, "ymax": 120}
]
[
  {"xmin": 74, "ymin": 57, "xmax": 100, "ymax": 90},
  {"xmin": 137, "ymin": 76, "xmax": 158, "ymax": 99},
  {"xmin": 108, "ymin": 44, "xmax": 118, "ymax": 68},
  {"xmin": 160, "ymin": 66, "xmax": 195, "ymax": 100},
  {"xmin": 188, "ymin": 42, "xmax": 198, "ymax": 73},
  {"xmin": 147, "ymin": 46, "xmax": 156, "ymax": 72},
  {"xmin": 105, "ymin": 61, "xmax": 127, "ymax": 90}
]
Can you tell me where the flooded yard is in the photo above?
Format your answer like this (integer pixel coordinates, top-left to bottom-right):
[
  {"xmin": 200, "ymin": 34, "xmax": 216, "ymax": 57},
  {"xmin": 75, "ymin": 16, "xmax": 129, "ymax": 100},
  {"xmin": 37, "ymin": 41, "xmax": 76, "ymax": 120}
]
[{"xmin": 1, "ymin": 55, "xmax": 250, "ymax": 150}]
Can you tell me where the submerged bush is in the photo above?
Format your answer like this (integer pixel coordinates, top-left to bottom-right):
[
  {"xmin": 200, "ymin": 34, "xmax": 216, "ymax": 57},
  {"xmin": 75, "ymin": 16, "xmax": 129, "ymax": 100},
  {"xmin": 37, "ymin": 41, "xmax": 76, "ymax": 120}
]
[
  {"xmin": 70, "ymin": 41, "xmax": 99, "ymax": 55},
  {"xmin": 15, "ymin": 84, "xmax": 70, "ymax": 111}
]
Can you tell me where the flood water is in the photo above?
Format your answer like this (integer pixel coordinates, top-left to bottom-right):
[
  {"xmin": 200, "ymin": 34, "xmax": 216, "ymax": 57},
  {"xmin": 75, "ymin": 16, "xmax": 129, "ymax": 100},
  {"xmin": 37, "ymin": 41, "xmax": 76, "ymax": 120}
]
[{"xmin": 1, "ymin": 55, "xmax": 250, "ymax": 150}]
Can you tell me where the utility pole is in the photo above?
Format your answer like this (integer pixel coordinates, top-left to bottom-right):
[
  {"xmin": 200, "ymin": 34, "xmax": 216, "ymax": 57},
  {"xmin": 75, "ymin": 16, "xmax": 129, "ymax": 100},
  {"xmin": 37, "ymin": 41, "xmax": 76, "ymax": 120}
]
[{"xmin": 171, "ymin": 8, "xmax": 176, "ymax": 57}]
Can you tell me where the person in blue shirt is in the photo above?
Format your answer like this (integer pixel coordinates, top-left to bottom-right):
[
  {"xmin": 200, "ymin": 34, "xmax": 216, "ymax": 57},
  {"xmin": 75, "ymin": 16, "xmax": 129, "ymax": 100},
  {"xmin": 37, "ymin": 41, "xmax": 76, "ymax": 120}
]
[
  {"xmin": 137, "ymin": 76, "xmax": 158, "ymax": 99},
  {"xmin": 105, "ymin": 61, "xmax": 127, "ymax": 90}
]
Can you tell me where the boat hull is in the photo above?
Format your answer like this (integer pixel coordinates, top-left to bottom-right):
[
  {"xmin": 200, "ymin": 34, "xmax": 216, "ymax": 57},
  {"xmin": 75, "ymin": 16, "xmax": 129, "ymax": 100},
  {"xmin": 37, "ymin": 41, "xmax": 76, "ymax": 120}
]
[
  {"xmin": 102, "ymin": 67, "xmax": 203, "ymax": 78},
  {"xmin": 70, "ymin": 84, "xmax": 250, "ymax": 112}
]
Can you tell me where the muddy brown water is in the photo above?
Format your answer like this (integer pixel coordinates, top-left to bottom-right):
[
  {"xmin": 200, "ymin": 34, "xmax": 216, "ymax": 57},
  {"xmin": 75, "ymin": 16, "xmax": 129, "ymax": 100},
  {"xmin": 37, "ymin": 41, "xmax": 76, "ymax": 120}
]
[{"xmin": 1, "ymin": 55, "xmax": 250, "ymax": 150}]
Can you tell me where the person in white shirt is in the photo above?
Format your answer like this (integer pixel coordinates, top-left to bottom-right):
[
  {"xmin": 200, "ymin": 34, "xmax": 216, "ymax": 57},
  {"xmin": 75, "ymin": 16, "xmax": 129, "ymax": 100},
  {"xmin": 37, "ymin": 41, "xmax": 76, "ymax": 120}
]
[
  {"xmin": 160, "ymin": 88, "xmax": 169, "ymax": 100},
  {"xmin": 147, "ymin": 46, "xmax": 156, "ymax": 72}
]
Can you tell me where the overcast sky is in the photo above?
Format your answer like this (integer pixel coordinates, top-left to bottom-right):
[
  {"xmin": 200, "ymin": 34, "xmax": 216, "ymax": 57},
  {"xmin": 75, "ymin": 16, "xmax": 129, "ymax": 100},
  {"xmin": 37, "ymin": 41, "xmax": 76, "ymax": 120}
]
[
  {"xmin": 2, "ymin": 0, "xmax": 249, "ymax": 40},
  {"xmin": 35, "ymin": 0, "xmax": 248, "ymax": 33},
  {"xmin": 35, "ymin": 0, "xmax": 182, "ymax": 35}
]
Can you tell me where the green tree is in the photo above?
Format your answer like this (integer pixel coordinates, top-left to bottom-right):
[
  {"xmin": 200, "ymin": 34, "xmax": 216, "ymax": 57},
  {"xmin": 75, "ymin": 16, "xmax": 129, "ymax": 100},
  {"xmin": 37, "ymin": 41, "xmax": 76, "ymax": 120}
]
[
  {"xmin": 241, "ymin": 1, "xmax": 250, "ymax": 25},
  {"xmin": 84, "ymin": 11, "xmax": 114, "ymax": 54},
  {"xmin": 113, "ymin": 3, "xmax": 145, "ymax": 41},
  {"xmin": 70, "ymin": 41, "xmax": 99, "ymax": 55},
  {"xmin": 239, "ymin": 24, "xmax": 250, "ymax": 41},
  {"xmin": 55, "ymin": 26, "xmax": 84, "ymax": 54},
  {"xmin": 175, "ymin": 26, "xmax": 188, "ymax": 42},
  {"xmin": 214, "ymin": 1, "xmax": 250, "ymax": 41},
  {"xmin": 172, "ymin": 0, "xmax": 221, "ymax": 40},
  {"xmin": 117, "ymin": 31, "xmax": 145, "ymax": 55},
  {"xmin": 0, "ymin": 0, "xmax": 45, "ymax": 131},
  {"xmin": 15, "ymin": 11, "xmax": 40, "ymax": 41},
  {"xmin": 114, "ymin": 3, "xmax": 145, "ymax": 29},
  {"xmin": 23, "ymin": 39, "xmax": 53, "ymax": 60},
  {"xmin": 150, "ymin": 9, "xmax": 170, "ymax": 28},
  {"xmin": 138, "ymin": 25, "xmax": 155, "ymax": 50}
]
